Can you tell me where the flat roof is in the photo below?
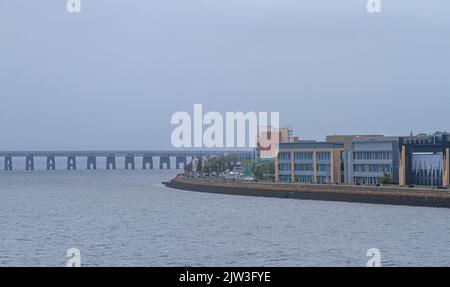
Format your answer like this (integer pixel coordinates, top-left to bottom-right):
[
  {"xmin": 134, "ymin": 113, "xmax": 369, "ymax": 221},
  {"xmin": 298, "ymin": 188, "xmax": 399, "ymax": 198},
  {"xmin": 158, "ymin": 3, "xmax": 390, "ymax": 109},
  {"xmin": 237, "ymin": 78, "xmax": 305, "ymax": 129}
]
[
  {"xmin": 279, "ymin": 142, "xmax": 344, "ymax": 149},
  {"xmin": 327, "ymin": 135, "xmax": 399, "ymax": 141},
  {"xmin": 353, "ymin": 137, "xmax": 399, "ymax": 142}
]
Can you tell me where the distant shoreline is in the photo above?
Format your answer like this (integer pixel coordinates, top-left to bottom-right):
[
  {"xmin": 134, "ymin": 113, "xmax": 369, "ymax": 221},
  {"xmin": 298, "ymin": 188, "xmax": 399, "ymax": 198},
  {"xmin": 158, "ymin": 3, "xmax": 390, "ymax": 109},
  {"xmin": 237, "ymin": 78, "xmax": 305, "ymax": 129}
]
[{"xmin": 164, "ymin": 175, "xmax": 450, "ymax": 209}]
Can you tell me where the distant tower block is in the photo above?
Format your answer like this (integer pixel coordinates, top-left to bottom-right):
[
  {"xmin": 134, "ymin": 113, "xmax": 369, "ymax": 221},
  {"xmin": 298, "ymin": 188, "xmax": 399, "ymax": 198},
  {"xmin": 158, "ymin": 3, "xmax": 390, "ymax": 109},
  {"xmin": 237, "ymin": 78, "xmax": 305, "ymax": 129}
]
[
  {"xmin": 176, "ymin": 156, "xmax": 187, "ymax": 170},
  {"xmin": 125, "ymin": 156, "xmax": 135, "ymax": 169},
  {"xmin": 47, "ymin": 156, "xmax": 56, "ymax": 170},
  {"xmin": 142, "ymin": 155, "xmax": 153, "ymax": 169},
  {"xmin": 25, "ymin": 156, "xmax": 34, "ymax": 171},
  {"xmin": 87, "ymin": 156, "xmax": 97, "ymax": 170},
  {"xmin": 4, "ymin": 156, "xmax": 12, "ymax": 171},
  {"xmin": 159, "ymin": 156, "xmax": 171, "ymax": 169},
  {"xmin": 106, "ymin": 156, "xmax": 116, "ymax": 170},
  {"xmin": 67, "ymin": 156, "xmax": 77, "ymax": 170}
]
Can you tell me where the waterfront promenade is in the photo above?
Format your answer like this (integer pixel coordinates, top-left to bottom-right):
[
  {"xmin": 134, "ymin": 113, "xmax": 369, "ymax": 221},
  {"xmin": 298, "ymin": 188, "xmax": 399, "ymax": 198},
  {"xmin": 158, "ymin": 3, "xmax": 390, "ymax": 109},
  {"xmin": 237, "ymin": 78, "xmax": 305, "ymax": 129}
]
[{"xmin": 165, "ymin": 175, "xmax": 450, "ymax": 209}]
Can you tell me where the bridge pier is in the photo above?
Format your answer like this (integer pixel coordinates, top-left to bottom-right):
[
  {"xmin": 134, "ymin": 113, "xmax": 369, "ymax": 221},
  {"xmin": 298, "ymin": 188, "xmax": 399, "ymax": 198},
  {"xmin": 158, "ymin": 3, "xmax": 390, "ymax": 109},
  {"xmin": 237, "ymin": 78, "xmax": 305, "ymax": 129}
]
[
  {"xmin": 87, "ymin": 156, "xmax": 97, "ymax": 170},
  {"xmin": 26, "ymin": 156, "xmax": 34, "ymax": 170},
  {"xmin": 125, "ymin": 156, "xmax": 135, "ymax": 169},
  {"xmin": 4, "ymin": 156, "xmax": 12, "ymax": 171},
  {"xmin": 106, "ymin": 156, "xmax": 116, "ymax": 170},
  {"xmin": 176, "ymin": 156, "xmax": 186, "ymax": 170},
  {"xmin": 159, "ymin": 156, "xmax": 171, "ymax": 169},
  {"xmin": 67, "ymin": 156, "xmax": 77, "ymax": 170},
  {"xmin": 47, "ymin": 156, "xmax": 56, "ymax": 170},
  {"xmin": 142, "ymin": 155, "xmax": 153, "ymax": 169}
]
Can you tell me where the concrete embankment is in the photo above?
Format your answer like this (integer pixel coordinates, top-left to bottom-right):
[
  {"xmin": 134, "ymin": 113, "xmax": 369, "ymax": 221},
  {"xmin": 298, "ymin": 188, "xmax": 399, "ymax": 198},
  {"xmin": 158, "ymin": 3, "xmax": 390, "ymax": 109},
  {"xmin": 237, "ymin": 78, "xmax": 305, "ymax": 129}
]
[{"xmin": 164, "ymin": 175, "xmax": 450, "ymax": 208}]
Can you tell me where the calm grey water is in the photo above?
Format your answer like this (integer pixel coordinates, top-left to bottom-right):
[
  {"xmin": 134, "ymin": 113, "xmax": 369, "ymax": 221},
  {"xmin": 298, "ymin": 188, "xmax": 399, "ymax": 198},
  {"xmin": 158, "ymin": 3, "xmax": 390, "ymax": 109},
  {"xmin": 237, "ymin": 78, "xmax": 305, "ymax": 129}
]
[{"xmin": 1, "ymin": 169, "xmax": 450, "ymax": 267}]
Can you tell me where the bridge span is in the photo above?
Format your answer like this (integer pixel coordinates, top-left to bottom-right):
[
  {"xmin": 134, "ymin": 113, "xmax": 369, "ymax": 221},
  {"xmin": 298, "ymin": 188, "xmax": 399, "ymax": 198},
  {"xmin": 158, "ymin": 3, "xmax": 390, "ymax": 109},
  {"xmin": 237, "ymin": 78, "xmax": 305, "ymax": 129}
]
[{"xmin": 0, "ymin": 150, "xmax": 253, "ymax": 171}]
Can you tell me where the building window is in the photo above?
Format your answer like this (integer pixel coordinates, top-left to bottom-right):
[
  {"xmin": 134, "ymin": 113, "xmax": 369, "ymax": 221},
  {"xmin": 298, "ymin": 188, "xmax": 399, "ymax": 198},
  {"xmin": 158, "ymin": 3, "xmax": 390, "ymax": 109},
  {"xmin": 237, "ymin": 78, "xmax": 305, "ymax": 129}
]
[
  {"xmin": 317, "ymin": 152, "xmax": 330, "ymax": 160},
  {"xmin": 278, "ymin": 152, "xmax": 291, "ymax": 160},
  {"xmin": 278, "ymin": 175, "xmax": 292, "ymax": 182},
  {"xmin": 294, "ymin": 164, "xmax": 314, "ymax": 171},
  {"xmin": 278, "ymin": 164, "xmax": 291, "ymax": 172},
  {"xmin": 317, "ymin": 176, "xmax": 331, "ymax": 183},
  {"xmin": 353, "ymin": 176, "xmax": 381, "ymax": 185},
  {"xmin": 317, "ymin": 164, "xmax": 330, "ymax": 172},
  {"xmin": 294, "ymin": 152, "xmax": 313, "ymax": 160},
  {"xmin": 295, "ymin": 175, "xmax": 313, "ymax": 183},
  {"xmin": 353, "ymin": 164, "xmax": 392, "ymax": 173},
  {"xmin": 354, "ymin": 151, "xmax": 392, "ymax": 160}
]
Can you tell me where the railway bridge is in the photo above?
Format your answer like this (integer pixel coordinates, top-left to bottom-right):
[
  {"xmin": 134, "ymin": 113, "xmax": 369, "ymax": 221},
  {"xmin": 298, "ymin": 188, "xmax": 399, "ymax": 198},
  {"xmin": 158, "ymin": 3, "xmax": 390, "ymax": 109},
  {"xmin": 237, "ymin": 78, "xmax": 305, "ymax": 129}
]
[{"xmin": 0, "ymin": 150, "xmax": 253, "ymax": 171}]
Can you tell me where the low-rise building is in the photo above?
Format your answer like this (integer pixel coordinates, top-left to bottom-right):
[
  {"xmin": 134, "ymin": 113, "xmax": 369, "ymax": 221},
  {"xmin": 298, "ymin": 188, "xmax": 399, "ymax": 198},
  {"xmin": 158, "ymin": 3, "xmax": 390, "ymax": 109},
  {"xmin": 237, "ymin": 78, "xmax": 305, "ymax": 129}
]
[
  {"xmin": 326, "ymin": 135, "xmax": 399, "ymax": 185},
  {"xmin": 275, "ymin": 141, "xmax": 343, "ymax": 183},
  {"xmin": 399, "ymin": 131, "xmax": 450, "ymax": 187},
  {"xmin": 274, "ymin": 132, "xmax": 449, "ymax": 188}
]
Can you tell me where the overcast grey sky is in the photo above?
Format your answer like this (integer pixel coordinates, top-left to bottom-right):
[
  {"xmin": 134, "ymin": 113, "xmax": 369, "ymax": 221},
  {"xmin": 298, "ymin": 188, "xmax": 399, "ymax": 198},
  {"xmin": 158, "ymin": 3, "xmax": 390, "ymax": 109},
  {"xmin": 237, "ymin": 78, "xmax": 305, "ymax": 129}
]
[{"xmin": 1, "ymin": 0, "xmax": 449, "ymax": 150}]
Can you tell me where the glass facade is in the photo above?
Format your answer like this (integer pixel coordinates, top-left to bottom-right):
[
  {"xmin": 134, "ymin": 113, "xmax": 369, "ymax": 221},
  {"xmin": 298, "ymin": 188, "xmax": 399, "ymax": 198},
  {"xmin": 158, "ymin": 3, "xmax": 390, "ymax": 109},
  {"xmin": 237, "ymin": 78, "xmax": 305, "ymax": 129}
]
[
  {"xmin": 317, "ymin": 176, "xmax": 330, "ymax": 183},
  {"xmin": 353, "ymin": 164, "xmax": 392, "ymax": 173},
  {"xmin": 275, "ymin": 138, "xmax": 408, "ymax": 186},
  {"xmin": 278, "ymin": 151, "xmax": 333, "ymax": 183},
  {"xmin": 278, "ymin": 175, "xmax": 291, "ymax": 182},
  {"xmin": 294, "ymin": 163, "xmax": 313, "ymax": 171},
  {"xmin": 354, "ymin": 151, "xmax": 392, "ymax": 160},
  {"xmin": 317, "ymin": 152, "xmax": 330, "ymax": 160},
  {"xmin": 353, "ymin": 176, "xmax": 381, "ymax": 185},
  {"xmin": 276, "ymin": 142, "xmax": 342, "ymax": 183},
  {"xmin": 294, "ymin": 152, "xmax": 313, "ymax": 160},
  {"xmin": 412, "ymin": 153, "xmax": 443, "ymax": 186},
  {"xmin": 278, "ymin": 152, "xmax": 290, "ymax": 160},
  {"xmin": 352, "ymin": 143, "xmax": 397, "ymax": 185},
  {"xmin": 294, "ymin": 175, "xmax": 313, "ymax": 183}
]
